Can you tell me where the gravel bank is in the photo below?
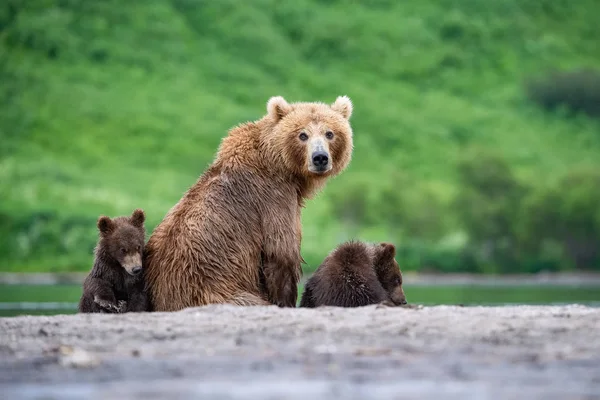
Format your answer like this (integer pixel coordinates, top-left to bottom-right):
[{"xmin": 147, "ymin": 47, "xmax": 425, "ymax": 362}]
[{"xmin": 1, "ymin": 304, "xmax": 599, "ymax": 399}]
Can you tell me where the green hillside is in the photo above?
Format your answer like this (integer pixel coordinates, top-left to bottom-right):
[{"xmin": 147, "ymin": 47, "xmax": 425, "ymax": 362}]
[{"xmin": 1, "ymin": 0, "xmax": 600, "ymax": 273}]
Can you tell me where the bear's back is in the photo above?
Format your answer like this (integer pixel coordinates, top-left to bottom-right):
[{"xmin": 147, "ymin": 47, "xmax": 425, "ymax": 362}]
[{"xmin": 301, "ymin": 241, "xmax": 388, "ymax": 308}]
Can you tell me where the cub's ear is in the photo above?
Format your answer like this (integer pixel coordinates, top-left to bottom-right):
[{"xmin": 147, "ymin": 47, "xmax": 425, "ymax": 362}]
[
  {"xmin": 331, "ymin": 95, "xmax": 353, "ymax": 120},
  {"xmin": 267, "ymin": 96, "xmax": 292, "ymax": 122},
  {"xmin": 378, "ymin": 242, "xmax": 396, "ymax": 260},
  {"xmin": 97, "ymin": 216, "xmax": 114, "ymax": 235},
  {"xmin": 130, "ymin": 208, "xmax": 145, "ymax": 227}
]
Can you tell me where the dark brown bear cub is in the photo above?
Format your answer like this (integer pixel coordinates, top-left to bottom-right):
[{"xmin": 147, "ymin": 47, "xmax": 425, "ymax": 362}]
[
  {"xmin": 78, "ymin": 209, "xmax": 149, "ymax": 313},
  {"xmin": 299, "ymin": 241, "xmax": 407, "ymax": 308}
]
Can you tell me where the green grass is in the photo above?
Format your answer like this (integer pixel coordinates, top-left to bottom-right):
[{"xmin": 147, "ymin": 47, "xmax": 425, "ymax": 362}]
[{"xmin": 1, "ymin": 0, "xmax": 600, "ymax": 272}]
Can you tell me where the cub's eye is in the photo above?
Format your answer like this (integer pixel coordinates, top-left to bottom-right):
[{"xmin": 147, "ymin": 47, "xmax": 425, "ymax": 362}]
[
  {"xmin": 325, "ymin": 131, "xmax": 334, "ymax": 140},
  {"xmin": 299, "ymin": 132, "xmax": 308, "ymax": 141},
  {"xmin": 120, "ymin": 248, "xmax": 126, "ymax": 254},
  {"xmin": 136, "ymin": 245, "xmax": 141, "ymax": 251}
]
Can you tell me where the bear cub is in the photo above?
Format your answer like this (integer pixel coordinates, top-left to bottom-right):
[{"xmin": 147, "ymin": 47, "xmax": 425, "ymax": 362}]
[
  {"xmin": 299, "ymin": 241, "xmax": 407, "ymax": 308},
  {"xmin": 78, "ymin": 209, "xmax": 150, "ymax": 313}
]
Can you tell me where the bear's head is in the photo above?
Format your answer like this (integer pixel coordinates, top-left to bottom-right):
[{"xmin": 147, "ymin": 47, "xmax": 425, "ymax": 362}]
[
  {"xmin": 372, "ymin": 242, "xmax": 407, "ymax": 305},
  {"xmin": 97, "ymin": 209, "xmax": 146, "ymax": 276},
  {"xmin": 265, "ymin": 95, "xmax": 354, "ymax": 181}
]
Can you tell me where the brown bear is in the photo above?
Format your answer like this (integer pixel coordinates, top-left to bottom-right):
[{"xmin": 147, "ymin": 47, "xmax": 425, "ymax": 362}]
[
  {"xmin": 78, "ymin": 209, "xmax": 150, "ymax": 313},
  {"xmin": 144, "ymin": 95, "xmax": 354, "ymax": 311},
  {"xmin": 299, "ymin": 241, "xmax": 407, "ymax": 308}
]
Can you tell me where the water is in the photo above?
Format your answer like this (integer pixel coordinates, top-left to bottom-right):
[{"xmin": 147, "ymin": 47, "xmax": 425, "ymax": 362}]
[{"xmin": 1, "ymin": 283, "xmax": 599, "ymax": 317}]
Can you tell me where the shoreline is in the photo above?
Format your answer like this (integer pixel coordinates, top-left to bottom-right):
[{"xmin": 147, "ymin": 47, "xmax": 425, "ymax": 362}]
[{"xmin": 2, "ymin": 271, "xmax": 600, "ymax": 286}]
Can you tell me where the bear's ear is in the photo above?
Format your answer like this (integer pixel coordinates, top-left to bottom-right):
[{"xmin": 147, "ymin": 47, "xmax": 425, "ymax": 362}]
[
  {"xmin": 378, "ymin": 242, "xmax": 396, "ymax": 261},
  {"xmin": 267, "ymin": 96, "xmax": 292, "ymax": 122},
  {"xmin": 130, "ymin": 208, "xmax": 145, "ymax": 227},
  {"xmin": 331, "ymin": 95, "xmax": 353, "ymax": 120},
  {"xmin": 97, "ymin": 216, "xmax": 114, "ymax": 235}
]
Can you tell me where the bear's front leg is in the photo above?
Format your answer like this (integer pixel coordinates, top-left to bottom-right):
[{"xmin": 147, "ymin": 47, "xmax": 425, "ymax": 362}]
[
  {"xmin": 262, "ymin": 254, "xmax": 300, "ymax": 307},
  {"xmin": 260, "ymin": 200, "xmax": 303, "ymax": 307},
  {"xmin": 127, "ymin": 283, "xmax": 150, "ymax": 312},
  {"xmin": 85, "ymin": 278, "xmax": 120, "ymax": 313}
]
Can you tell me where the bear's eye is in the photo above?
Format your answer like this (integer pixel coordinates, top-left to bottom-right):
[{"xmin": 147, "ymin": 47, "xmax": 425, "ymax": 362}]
[
  {"xmin": 120, "ymin": 248, "xmax": 126, "ymax": 254},
  {"xmin": 325, "ymin": 131, "xmax": 334, "ymax": 140},
  {"xmin": 298, "ymin": 132, "xmax": 308, "ymax": 141}
]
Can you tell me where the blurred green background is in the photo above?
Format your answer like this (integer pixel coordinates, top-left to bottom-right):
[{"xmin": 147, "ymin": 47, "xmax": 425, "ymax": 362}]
[{"xmin": 1, "ymin": 0, "xmax": 600, "ymax": 313}]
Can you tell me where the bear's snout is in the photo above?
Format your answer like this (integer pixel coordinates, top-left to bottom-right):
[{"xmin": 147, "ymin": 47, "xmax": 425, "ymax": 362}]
[
  {"xmin": 311, "ymin": 151, "xmax": 329, "ymax": 169},
  {"xmin": 122, "ymin": 253, "xmax": 143, "ymax": 276},
  {"xmin": 390, "ymin": 287, "xmax": 407, "ymax": 305}
]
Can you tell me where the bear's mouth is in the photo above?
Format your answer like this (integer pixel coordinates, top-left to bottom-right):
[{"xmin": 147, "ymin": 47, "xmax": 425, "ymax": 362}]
[
  {"xmin": 308, "ymin": 164, "xmax": 333, "ymax": 175},
  {"xmin": 124, "ymin": 266, "xmax": 143, "ymax": 276},
  {"xmin": 389, "ymin": 290, "xmax": 407, "ymax": 306}
]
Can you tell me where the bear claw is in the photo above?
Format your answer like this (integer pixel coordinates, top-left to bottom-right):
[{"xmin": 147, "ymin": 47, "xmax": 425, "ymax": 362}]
[
  {"xmin": 116, "ymin": 300, "xmax": 127, "ymax": 312},
  {"xmin": 94, "ymin": 298, "xmax": 126, "ymax": 313}
]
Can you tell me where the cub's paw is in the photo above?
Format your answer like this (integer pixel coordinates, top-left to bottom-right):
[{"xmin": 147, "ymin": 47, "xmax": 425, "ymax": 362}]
[
  {"xmin": 94, "ymin": 298, "xmax": 120, "ymax": 313},
  {"xmin": 376, "ymin": 300, "xmax": 398, "ymax": 308},
  {"xmin": 116, "ymin": 300, "xmax": 128, "ymax": 313}
]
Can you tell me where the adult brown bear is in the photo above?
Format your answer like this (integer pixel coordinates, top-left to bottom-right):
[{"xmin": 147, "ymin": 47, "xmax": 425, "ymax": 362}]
[{"xmin": 144, "ymin": 96, "xmax": 354, "ymax": 311}]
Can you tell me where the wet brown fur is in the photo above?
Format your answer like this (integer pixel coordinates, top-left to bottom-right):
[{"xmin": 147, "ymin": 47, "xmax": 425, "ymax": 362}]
[
  {"xmin": 144, "ymin": 96, "xmax": 354, "ymax": 311},
  {"xmin": 78, "ymin": 209, "xmax": 150, "ymax": 313},
  {"xmin": 299, "ymin": 241, "xmax": 407, "ymax": 308}
]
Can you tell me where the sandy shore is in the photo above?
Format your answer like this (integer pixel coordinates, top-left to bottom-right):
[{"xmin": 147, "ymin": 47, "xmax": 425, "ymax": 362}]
[{"xmin": 1, "ymin": 304, "xmax": 599, "ymax": 399}]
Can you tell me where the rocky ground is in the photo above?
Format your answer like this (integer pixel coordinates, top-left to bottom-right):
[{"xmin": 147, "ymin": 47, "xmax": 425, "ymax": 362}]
[{"xmin": 1, "ymin": 304, "xmax": 599, "ymax": 399}]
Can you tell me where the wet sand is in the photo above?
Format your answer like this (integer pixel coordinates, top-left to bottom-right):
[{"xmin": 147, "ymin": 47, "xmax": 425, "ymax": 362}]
[{"xmin": 1, "ymin": 304, "xmax": 599, "ymax": 399}]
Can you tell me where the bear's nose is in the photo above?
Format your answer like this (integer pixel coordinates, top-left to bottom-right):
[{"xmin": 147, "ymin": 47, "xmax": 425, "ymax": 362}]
[
  {"xmin": 132, "ymin": 266, "xmax": 142, "ymax": 275},
  {"xmin": 312, "ymin": 151, "xmax": 329, "ymax": 167}
]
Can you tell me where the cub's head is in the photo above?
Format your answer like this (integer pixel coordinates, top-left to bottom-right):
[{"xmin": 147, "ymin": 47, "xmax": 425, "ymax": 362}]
[
  {"xmin": 372, "ymin": 243, "xmax": 407, "ymax": 305},
  {"xmin": 97, "ymin": 209, "xmax": 146, "ymax": 276},
  {"xmin": 265, "ymin": 95, "xmax": 354, "ymax": 179}
]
